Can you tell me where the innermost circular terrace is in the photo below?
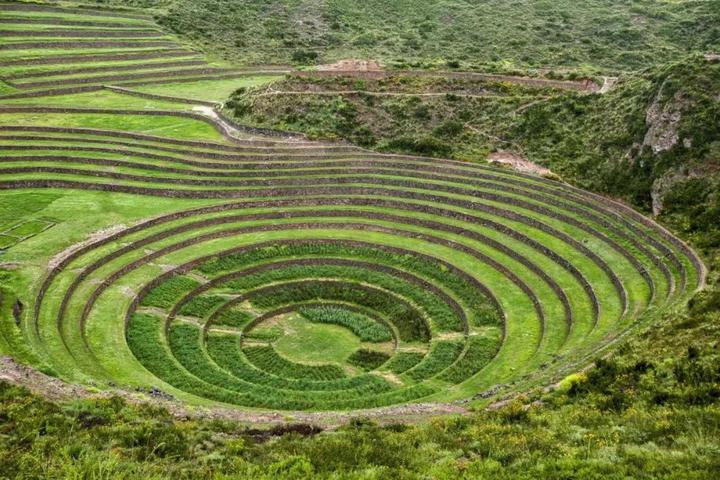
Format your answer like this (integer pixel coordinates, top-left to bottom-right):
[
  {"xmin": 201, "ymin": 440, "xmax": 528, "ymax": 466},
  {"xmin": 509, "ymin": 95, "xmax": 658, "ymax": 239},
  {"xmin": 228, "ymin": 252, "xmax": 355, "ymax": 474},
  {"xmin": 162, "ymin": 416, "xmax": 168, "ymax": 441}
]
[{"xmin": 256, "ymin": 313, "xmax": 364, "ymax": 365}]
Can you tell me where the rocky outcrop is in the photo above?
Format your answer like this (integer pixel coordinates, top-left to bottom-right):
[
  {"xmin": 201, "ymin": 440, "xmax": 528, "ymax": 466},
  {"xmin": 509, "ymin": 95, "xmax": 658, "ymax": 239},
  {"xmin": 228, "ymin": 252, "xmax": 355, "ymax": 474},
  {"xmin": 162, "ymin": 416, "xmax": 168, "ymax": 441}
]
[
  {"xmin": 643, "ymin": 79, "xmax": 686, "ymax": 154},
  {"xmin": 651, "ymin": 168, "xmax": 702, "ymax": 216}
]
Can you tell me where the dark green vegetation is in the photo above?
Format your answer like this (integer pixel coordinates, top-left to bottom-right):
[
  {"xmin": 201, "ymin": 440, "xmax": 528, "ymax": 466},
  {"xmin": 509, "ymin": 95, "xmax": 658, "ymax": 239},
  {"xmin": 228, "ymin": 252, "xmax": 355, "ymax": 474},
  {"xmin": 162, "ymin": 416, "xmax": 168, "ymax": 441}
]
[
  {"xmin": 299, "ymin": 305, "xmax": 393, "ymax": 342},
  {"xmin": 149, "ymin": 0, "xmax": 720, "ymax": 71},
  {"xmin": 0, "ymin": 0, "xmax": 718, "ymax": 478}
]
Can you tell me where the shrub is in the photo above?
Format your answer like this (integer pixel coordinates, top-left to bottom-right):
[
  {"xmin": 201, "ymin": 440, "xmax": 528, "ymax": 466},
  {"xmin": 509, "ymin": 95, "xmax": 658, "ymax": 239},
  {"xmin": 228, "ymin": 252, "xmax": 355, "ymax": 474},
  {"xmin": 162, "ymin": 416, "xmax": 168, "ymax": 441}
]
[
  {"xmin": 347, "ymin": 349, "xmax": 391, "ymax": 371},
  {"xmin": 300, "ymin": 306, "xmax": 392, "ymax": 342},
  {"xmin": 291, "ymin": 50, "xmax": 319, "ymax": 64}
]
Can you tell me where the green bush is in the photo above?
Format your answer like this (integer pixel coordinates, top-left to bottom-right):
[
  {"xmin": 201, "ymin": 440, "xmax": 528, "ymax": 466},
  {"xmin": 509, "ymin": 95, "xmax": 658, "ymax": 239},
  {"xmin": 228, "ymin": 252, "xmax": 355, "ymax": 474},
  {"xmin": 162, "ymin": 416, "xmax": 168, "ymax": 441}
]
[
  {"xmin": 140, "ymin": 276, "xmax": 200, "ymax": 310},
  {"xmin": 299, "ymin": 305, "xmax": 393, "ymax": 342},
  {"xmin": 347, "ymin": 349, "xmax": 391, "ymax": 371}
]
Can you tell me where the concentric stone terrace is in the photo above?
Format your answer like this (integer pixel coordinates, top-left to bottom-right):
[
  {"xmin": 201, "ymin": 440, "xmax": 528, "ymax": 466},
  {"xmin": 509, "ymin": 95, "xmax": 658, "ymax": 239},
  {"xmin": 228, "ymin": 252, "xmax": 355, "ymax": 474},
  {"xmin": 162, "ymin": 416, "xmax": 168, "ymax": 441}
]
[
  {"xmin": 1, "ymin": 111, "xmax": 701, "ymax": 410},
  {"xmin": 0, "ymin": 3, "xmax": 704, "ymax": 413}
]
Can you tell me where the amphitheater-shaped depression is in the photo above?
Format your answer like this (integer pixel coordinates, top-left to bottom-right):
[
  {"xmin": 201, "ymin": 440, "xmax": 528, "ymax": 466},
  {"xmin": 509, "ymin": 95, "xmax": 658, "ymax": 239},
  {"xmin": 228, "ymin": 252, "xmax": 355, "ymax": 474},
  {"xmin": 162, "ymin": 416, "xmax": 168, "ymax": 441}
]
[
  {"xmin": 4, "ymin": 116, "xmax": 702, "ymax": 411},
  {"xmin": 0, "ymin": 3, "xmax": 704, "ymax": 411}
]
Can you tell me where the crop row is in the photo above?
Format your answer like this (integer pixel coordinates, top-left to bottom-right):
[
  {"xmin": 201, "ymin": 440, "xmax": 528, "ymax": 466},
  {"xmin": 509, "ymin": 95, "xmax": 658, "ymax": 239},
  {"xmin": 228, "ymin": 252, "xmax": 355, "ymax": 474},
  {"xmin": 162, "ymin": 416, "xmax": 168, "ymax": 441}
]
[
  {"xmin": 185, "ymin": 258, "xmax": 468, "ymax": 333},
  {"xmin": 299, "ymin": 305, "xmax": 393, "ymax": 342},
  {"xmin": 207, "ymin": 332, "xmax": 393, "ymax": 392},
  {"xmin": 0, "ymin": 116, "xmax": 689, "ymax": 284},
  {"xmin": 3, "ymin": 60, "xmax": 207, "ymax": 80},
  {"xmin": 9, "ymin": 67, "xmax": 247, "ymax": 89},
  {"xmin": 0, "ymin": 29, "xmax": 166, "ymax": 38},
  {"xmin": 34, "ymin": 199, "xmax": 687, "ymax": 408},
  {"xmin": 129, "ymin": 314, "xmax": 438, "ymax": 409},
  {"xmin": 1, "ymin": 3, "xmax": 153, "ymax": 21},
  {"xmin": 0, "ymin": 49, "xmax": 195, "ymax": 67}
]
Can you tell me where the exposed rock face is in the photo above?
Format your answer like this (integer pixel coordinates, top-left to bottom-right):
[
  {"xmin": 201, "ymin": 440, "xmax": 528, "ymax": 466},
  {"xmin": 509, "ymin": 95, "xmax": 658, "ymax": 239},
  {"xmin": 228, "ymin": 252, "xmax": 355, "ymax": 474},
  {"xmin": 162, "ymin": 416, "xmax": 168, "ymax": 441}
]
[
  {"xmin": 651, "ymin": 169, "xmax": 702, "ymax": 216},
  {"xmin": 643, "ymin": 79, "xmax": 686, "ymax": 154},
  {"xmin": 652, "ymin": 170, "xmax": 681, "ymax": 216}
]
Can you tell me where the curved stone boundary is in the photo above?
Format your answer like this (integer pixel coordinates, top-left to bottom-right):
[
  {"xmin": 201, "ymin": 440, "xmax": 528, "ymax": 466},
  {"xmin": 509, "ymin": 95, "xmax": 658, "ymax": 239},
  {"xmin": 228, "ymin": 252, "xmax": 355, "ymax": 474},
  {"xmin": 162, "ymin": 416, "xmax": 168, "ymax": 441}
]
[
  {"xmin": 170, "ymin": 278, "xmax": 430, "ymax": 343},
  {"xmin": 54, "ymin": 218, "xmax": 519, "ymax": 352},
  {"xmin": 125, "ymin": 239, "xmax": 495, "ymax": 336},
  {"xmin": 0, "ymin": 126, "xmax": 701, "ymax": 289},
  {"xmin": 0, "ymin": 105, "xmax": 309, "ymax": 141},
  {"xmin": 127, "ymin": 245, "xmax": 504, "ymax": 394},
  {"xmin": 10, "ymin": 170, "xmax": 573, "ymax": 334},
  {"xmin": 33, "ymin": 196, "xmax": 668, "ymax": 408},
  {"xmin": 0, "ymin": 40, "xmax": 177, "ymax": 50},
  {"xmin": 205, "ymin": 303, "xmax": 405, "ymax": 395},
  {"xmin": 0, "ymin": 170, "xmax": 661, "ymax": 296},
  {"xmin": 0, "ymin": 125, "xmax": 316, "ymax": 149},
  {"xmin": 0, "ymin": 17, "xmax": 157, "ymax": 28},
  {"xmin": 103, "ymin": 85, "xmax": 219, "ymax": 107},
  {"xmin": 0, "ymin": 72, "xmax": 287, "ymax": 99},
  {"xmin": 0, "ymin": 353, "xmax": 467, "ymax": 424},
  {"xmin": 0, "ymin": 29, "xmax": 166, "ymax": 38},
  {"xmin": 295, "ymin": 70, "xmax": 598, "ymax": 92},
  {"xmin": 12, "ymin": 180, "xmax": 636, "ymax": 324},
  {"xmin": 0, "ymin": 3, "xmax": 153, "ymax": 20},
  {"xmin": 0, "ymin": 105, "xmax": 251, "ymax": 140},
  {"xmin": 13, "ymin": 67, "xmax": 244, "ymax": 89},
  {"xmin": 5, "ymin": 60, "xmax": 208, "ymax": 81},
  {"xmin": 0, "ymin": 169, "xmax": 649, "ymax": 309},
  {"xmin": 0, "ymin": 125, "xmax": 664, "ymax": 284},
  {"xmin": 211, "ymin": 108, "xmax": 307, "ymax": 140},
  {"xmin": 560, "ymin": 183, "xmax": 707, "ymax": 291},
  {"xmin": 369, "ymin": 150, "xmax": 697, "ymax": 290},
  {"xmin": 0, "ymin": 159, "xmax": 623, "ymax": 305},
  {"xmin": 25, "ymin": 193, "xmax": 625, "ymax": 374},
  {"xmin": 205, "ymin": 302, "xmax": 400, "ymax": 392},
  {"xmin": 126, "ymin": 280, "xmax": 423, "ymax": 405},
  {"xmin": 0, "ymin": 85, "xmax": 106, "ymax": 99},
  {"xmin": 0, "ymin": 49, "xmax": 195, "ymax": 67},
  {"xmin": 0, "ymin": 136, "xmax": 353, "ymax": 156},
  {"xmin": 166, "ymin": 257, "xmax": 467, "ymax": 336},
  {"xmin": 75, "ymin": 220, "xmax": 543, "ymax": 361},
  {"xmin": 230, "ymin": 300, "xmax": 398, "ymax": 345},
  {"xmin": 0, "ymin": 157, "xmax": 672, "ymax": 293}
]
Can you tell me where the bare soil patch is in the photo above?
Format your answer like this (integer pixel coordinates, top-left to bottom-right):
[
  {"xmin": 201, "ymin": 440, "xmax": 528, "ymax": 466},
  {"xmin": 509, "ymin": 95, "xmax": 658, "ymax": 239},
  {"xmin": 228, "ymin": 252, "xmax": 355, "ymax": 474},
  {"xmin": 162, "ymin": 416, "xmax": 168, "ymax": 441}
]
[
  {"xmin": 316, "ymin": 59, "xmax": 383, "ymax": 71},
  {"xmin": 488, "ymin": 151, "xmax": 552, "ymax": 176}
]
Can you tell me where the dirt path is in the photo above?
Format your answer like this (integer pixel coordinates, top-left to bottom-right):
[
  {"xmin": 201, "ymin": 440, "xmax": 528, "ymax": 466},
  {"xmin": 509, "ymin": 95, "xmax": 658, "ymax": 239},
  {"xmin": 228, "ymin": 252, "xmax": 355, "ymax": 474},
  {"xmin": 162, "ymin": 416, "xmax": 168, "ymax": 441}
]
[
  {"xmin": 192, "ymin": 105, "xmax": 249, "ymax": 139},
  {"xmin": 297, "ymin": 69, "xmax": 600, "ymax": 92},
  {"xmin": 599, "ymin": 76, "xmax": 618, "ymax": 94}
]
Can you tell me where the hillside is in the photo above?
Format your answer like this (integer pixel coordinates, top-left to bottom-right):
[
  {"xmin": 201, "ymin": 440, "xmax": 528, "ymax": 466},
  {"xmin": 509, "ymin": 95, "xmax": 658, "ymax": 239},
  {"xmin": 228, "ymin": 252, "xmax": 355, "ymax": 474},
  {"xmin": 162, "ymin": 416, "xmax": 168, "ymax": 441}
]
[{"xmin": 150, "ymin": 0, "xmax": 720, "ymax": 71}]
